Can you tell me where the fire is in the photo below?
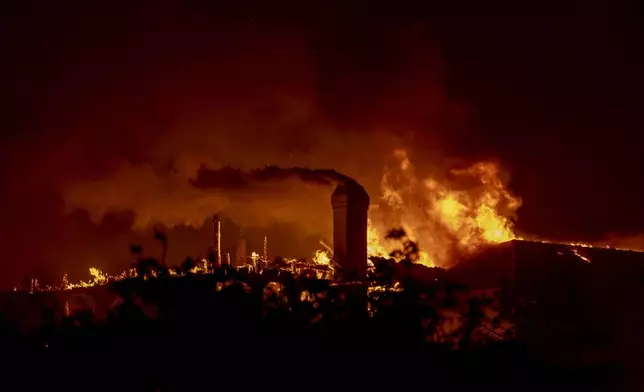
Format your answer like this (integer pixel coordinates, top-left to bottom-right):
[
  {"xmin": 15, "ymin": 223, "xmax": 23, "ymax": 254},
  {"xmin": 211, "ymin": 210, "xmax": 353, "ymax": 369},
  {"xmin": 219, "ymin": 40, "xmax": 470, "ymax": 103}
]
[
  {"xmin": 251, "ymin": 252, "xmax": 260, "ymax": 263},
  {"xmin": 367, "ymin": 219, "xmax": 389, "ymax": 259},
  {"xmin": 21, "ymin": 260, "xmax": 213, "ymax": 292},
  {"xmin": 571, "ymin": 248, "xmax": 591, "ymax": 263},
  {"xmin": 312, "ymin": 249, "xmax": 331, "ymax": 265},
  {"xmin": 59, "ymin": 267, "xmax": 138, "ymax": 290},
  {"xmin": 367, "ymin": 150, "xmax": 522, "ymax": 267},
  {"xmin": 28, "ymin": 149, "xmax": 626, "ymax": 292},
  {"xmin": 89, "ymin": 267, "xmax": 108, "ymax": 284}
]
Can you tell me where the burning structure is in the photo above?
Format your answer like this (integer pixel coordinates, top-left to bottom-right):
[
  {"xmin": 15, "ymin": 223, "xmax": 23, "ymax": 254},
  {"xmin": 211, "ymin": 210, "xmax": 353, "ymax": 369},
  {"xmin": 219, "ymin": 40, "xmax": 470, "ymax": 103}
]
[
  {"xmin": 16, "ymin": 149, "xmax": 644, "ymax": 305},
  {"xmin": 9, "ymin": 150, "xmax": 644, "ymax": 379}
]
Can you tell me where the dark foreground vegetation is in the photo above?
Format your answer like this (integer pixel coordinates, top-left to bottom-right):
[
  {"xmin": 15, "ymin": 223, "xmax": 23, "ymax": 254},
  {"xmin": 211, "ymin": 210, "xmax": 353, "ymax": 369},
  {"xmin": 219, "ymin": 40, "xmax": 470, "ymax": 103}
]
[
  {"xmin": 1, "ymin": 231, "xmax": 631, "ymax": 392},
  {"xmin": 1, "ymin": 267, "xmax": 620, "ymax": 392}
]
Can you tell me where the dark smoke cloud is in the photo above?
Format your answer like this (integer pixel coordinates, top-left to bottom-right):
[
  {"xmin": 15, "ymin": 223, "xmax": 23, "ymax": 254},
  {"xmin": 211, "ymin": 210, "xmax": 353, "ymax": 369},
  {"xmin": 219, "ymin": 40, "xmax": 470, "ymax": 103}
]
[{"xmin": 190, "ymin": 165, "xmax": 357, "ymax": 190}]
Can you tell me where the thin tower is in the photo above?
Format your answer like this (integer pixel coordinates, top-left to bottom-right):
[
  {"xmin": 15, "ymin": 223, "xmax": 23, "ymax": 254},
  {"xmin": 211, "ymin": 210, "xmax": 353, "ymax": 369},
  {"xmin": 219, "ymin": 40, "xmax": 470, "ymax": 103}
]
[
  {"xmin": 235, "ymin": 229, "xmax": 246, "ymax": 267},
  {"xmin": 263, "ymin": 236, "xmax": 268, "ymax": 262},
  {"xmin": 217, "ymin": 220, "xmax": 222, "ymax": 266},
  {"xmin": 213, "ymin": 214, "xmax": 222, "ymax": 266}
]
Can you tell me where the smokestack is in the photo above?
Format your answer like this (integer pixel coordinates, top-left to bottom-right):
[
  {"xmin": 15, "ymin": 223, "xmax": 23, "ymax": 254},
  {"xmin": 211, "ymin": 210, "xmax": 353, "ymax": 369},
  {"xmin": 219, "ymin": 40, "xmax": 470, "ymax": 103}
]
[
  {"xmin": 331, "ymin": 182, "xmax": 370, "ymax": 280},
  {"xmin": 213, "ymin": 214, "xmax": 222, "ymax": 266},
  {"xmin": 235, "ymin": 229, "xmax": 247, "ymax": 267}
]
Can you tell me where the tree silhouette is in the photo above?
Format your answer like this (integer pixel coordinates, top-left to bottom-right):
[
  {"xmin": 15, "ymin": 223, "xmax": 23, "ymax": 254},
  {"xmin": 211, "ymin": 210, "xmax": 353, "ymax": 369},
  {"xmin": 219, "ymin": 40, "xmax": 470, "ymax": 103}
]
[
  {"xmin": 386, "ymin": 228, "xmax": 420, "ymax": 262},
  {"xmin": 130, "ymin": 244, "xmax": 143, "ymax": 272},
  {"xmin": 153, "ymin": 227, "xmax": 168, "ymax": 268},
  {"xmin": 181, "ymin": 256, "xmax": 196, "ymax": 273}
]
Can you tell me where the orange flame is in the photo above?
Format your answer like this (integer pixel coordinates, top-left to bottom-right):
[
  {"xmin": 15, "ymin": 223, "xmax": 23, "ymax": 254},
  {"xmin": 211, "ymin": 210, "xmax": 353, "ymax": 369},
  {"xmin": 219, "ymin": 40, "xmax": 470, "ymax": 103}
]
[
  {"xmin": 367, "ymin": 150, "xmax": 522, "ymax": 267},
  {"xmin": 25, "ymin": 149, "xmax": 525, "ymax": 291},
  {"xmin": 312, "ymin": 249, "xmax": 331, "ymax": 266}
]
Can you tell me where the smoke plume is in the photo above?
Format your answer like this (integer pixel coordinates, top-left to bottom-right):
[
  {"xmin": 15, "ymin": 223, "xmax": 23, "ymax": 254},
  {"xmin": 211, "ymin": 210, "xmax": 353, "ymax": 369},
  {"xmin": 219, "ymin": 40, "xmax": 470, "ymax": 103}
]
[{"xmin": 190, "ymin": 165, "xmax": 359, "ymax": 190}]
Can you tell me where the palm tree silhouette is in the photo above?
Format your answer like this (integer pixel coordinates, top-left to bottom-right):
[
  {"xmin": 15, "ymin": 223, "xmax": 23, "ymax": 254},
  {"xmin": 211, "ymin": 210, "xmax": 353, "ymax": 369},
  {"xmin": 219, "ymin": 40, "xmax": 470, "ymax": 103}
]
[
  {"xmin": 135, "ymin": 257, "xmax": 162, "ymax": 280},
  {"xmin": 153, "ymin": 227, "xmax": 168, "ymax": 268},
  {"xmin": 130, "ymin": 244, "xmax": 143, "ymax": 269}
]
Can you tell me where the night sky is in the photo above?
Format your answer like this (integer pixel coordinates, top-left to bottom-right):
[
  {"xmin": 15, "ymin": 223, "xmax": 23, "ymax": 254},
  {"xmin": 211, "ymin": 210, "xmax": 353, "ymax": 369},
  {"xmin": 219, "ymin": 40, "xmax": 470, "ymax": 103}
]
[{"xmin": 1, "ymin": 0, "xmax": 643, "ymax": 287}]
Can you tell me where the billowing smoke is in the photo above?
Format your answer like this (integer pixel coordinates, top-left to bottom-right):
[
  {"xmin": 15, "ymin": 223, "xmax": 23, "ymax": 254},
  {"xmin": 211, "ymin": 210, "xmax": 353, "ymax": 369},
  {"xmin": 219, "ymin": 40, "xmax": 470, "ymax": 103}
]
[
  {"xmin": 63, "ymin": 161, "xmax": 369, "ymax": 251},
  {"xmin": 61, "ymin": 144, "xmax": 384, "ymax": 232}
]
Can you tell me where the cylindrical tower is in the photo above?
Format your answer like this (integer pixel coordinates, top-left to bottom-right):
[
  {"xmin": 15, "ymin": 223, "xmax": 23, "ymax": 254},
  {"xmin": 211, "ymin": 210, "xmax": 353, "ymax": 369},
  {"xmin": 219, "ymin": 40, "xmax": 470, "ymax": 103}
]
[
  {"xmin": 331, "ymin": 182, "xmax": 370, "ymax": 280},
  {"xmin": 213, "ymin": 214, "xmax": 222, "ymax": 266}
]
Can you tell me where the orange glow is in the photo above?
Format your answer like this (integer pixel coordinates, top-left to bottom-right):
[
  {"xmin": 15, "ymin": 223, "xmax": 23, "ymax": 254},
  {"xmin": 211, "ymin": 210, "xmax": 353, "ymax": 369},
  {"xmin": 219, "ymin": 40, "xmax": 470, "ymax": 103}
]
[
  {"xmin": 366, "ymin": 149, "xmax": 521, "ymax": 267},
  {"xmin": 26, "ymin": 149, "xmax": 644, "ymax": 293},
  {"xmin": 312, "ymin": 249, "xmax": 331, "ymax": 266}
]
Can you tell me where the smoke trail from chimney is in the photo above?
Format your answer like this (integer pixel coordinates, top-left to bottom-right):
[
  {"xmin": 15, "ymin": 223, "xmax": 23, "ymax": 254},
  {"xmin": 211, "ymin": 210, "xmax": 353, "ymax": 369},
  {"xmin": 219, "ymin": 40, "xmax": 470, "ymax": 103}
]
[
  {"xmin": 192, "ymin": 165, "xmax": 371, "ymax": 278},
  {"xmin": 189, "ymin": 165, "xmax": 361, "ymax": 190}
]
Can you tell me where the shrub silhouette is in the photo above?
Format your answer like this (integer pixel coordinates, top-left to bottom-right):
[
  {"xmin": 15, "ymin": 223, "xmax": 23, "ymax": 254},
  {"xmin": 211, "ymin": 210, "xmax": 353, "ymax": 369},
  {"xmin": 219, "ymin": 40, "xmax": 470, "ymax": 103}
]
[{"xmin": 386, "ymin": 227, "xmax": 420, "ymax": 262}]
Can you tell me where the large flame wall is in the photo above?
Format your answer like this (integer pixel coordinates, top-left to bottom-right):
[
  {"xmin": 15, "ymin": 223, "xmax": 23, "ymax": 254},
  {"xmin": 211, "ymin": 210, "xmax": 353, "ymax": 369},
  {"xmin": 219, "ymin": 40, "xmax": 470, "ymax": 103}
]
[{"xmin": 366, "ymin": 150, "xmax": 522, "ymax": 267}]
